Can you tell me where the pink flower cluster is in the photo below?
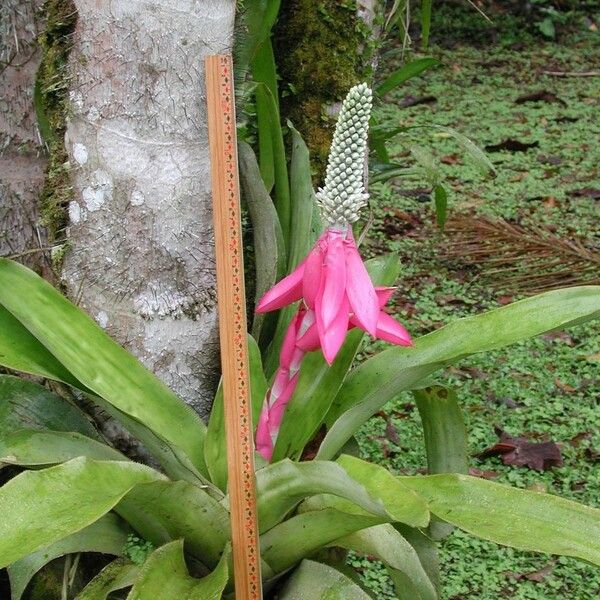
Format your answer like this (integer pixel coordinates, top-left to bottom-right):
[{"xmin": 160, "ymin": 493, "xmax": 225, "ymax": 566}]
[{"xmin": 255, "ymin": 228, "xmax": 412, "ymax": 461}]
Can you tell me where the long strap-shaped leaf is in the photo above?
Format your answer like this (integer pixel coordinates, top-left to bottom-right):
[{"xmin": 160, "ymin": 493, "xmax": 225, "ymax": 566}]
[
  {"xmin": 0, "ymin": 457, "xmax": 163, "ymax": 568},
  {"xmin": 277, "ymin": 559, "xmax": 373, "ymax": 599},
  {"xmin": 0, "ymin": 259, "xmax": 208, "ymax": 475},
  {"xmin": 0, "ymin": 375, "xmax": 100, "ymax": 439},
  {"xmin": 319, "ymin": 286, "xmax": 600, "ymax": 459},
  {"xmin": 333, "ymin": 524, "xmax": 437, "ymax": 600},
  {"xmin": 238, "ymin": 142, "xmax": 286, "ymax": 342},
  {"xmin": 0, "ymin": 429, "xmax": 126, "ymax": 466},
  {"xmin": 8, "ymin": 513, "xmax": 130, "ymax": 600},
  {"xmin": 260, "ymin": 508, "xmax": 382, "ymax": 573},
  {"xmin": 414, "ymin": 385, "xmax": 469, "ymax": 540},
  {"xmin": 126, "ymin": 540, "xmax": 229, "ymax": 600},
  {"xmin": 76, "ymin": 558, "xmax": 140, "ymax": 600},
  {"xmin": 254, "ymin": 459, "xmax": 390, "ymax": 533},
  {"xmin": 400, "ymin": 474, "xmax": 600, "ymax": 567},
  {"xmin": 204, "ymin": 335, "xmax": 268, "ymax": 491},
  {"xmin": 117, "ymin": 480, "xmax": 230, "ymax": 568}
]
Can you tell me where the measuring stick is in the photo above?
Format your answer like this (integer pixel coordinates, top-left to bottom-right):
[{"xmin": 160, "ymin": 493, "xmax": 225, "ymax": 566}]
[{"xmin": 205, "ymin": 54, "xmax": 262, "ymax": 599}]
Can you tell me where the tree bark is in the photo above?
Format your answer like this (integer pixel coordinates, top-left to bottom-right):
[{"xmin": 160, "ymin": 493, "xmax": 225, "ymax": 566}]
[
  {"xmin": 0, "ymin": 1, "xmax": 48, "ymax": 273},
  {"xmin": 62, "ymin": 0, "xmax": 235, "ymax": 418},
  {"xmin": 273, "ymin": 0, "xmax": 384, "ymax": 179}
]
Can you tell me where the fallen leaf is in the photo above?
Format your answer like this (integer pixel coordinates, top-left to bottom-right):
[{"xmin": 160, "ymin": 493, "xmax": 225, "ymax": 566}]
[
  {"xmin": 515, "ymin": 90, "xmax": 567, "ymax": 106},
  {"xmin": 505, "ymin": 562, "xmax": 555, "ymax": 583},
  {"xmin": 509, "ymin": 172, "xmax": 528, "ymax": 182},
  {"xmin": 385, "ymin": 419, "xmax": 401, "ymax": 445},
  {"xmin": 554, "ymin": 115, "xmax": 578, "ymax": 123},
  {"xmin": 541, "ymin": 331, "xmax": 574, "ymax": 345},
  {"xmin": 477, "ymin": 429, "xmax": 564, "ymax": 471},
  {"xmin": 555, "ymin": 378, "xmax": 577, "ymax": 393},
  {"xmin": 585, "ymin": 447, "xmax": 600, "ymax": 463},
  {"xmin": 469, "ymin": 467, "xmax": 499, "ymax": 480},
  {"xmin": 543, "ymin": 196, "xmax": 559, "ymax": 209},
  {"xmin": 441, "ymin": 154, "xmax": 461, "ymax": 165},
  {"xmin": 568, "ymin": 187, "xmax": 600, "ymax": 200},
  {"xmin": 569, "ymin": 432, "xmax": 591, "ymax": 447},
  {"xmin": 537, "ymin": 154, "xmax": 562, "ymax": 165},
  {"xmin": 486, "ymin": 139, "xmax": 540, "ymax": 152},
  {"xmin": 399, "ymin": 95, "xmax": 437, "ymax": 108}
]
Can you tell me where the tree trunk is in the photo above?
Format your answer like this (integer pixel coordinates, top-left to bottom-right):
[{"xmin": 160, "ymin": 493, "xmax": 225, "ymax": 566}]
[
  {"xmin": 61, "ymin": 0, "xmax": 235, "ymax": 418},
  {"xmin": 0, "ymin": 1, "xmax": 48, "ymax": 274}
]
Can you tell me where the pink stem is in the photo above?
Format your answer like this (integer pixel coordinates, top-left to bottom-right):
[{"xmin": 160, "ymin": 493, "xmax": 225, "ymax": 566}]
[{"xmin": 255, "ymin": 308, "xmax": 314, "ymax": 461}]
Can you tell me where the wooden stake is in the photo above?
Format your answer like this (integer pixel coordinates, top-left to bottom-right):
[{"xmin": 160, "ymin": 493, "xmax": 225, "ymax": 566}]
[{"xmin": 205, "ymin": 54, "xmax": 262, "ymax": 599}]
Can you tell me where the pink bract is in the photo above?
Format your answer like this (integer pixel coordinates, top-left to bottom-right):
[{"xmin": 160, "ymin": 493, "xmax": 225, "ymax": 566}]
[{"xmin": 256, "ymin": 227, "xmax": 412, "ymax": 365}]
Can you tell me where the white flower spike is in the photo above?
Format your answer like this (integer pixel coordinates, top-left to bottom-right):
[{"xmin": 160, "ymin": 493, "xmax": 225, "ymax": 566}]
[{"xmin": 315, "ymin": 82, "xmax": 373, "ymax": 228}]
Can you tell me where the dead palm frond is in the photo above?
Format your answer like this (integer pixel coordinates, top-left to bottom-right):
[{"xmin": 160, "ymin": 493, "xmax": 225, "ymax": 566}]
[{"xmin": 440, "ymin": 216, "xmax": 600, "ymax": 294}]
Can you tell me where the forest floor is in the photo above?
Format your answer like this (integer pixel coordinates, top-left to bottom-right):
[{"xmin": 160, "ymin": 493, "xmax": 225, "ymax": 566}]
[{"xmin": 354, "ymin": 5, "xmax": 599, "ymax": 599}]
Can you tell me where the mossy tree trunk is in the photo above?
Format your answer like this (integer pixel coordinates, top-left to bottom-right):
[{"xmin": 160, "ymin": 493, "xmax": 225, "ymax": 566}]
[
  {"xmin": 273, "ymin": 0, "xmax": 384, "ymax": 178},
  {"xmin": 0, "ymin": 1, "xmax": 49, "ymax": 274}
]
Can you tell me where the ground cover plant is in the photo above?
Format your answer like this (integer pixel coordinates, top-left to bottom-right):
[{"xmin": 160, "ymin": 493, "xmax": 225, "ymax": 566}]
[{"xmin": 352, "ymin": 4, "xmax": 600, "ymax": 598}]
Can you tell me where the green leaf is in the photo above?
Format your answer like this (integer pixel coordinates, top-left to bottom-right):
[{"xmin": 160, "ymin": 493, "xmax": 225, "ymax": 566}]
[
  {"xmin": 0, "ymin": 375, "xmax": 99, "ymax": 439},
  {"xmin": 8, "ymin": 514, "xmax": 130, "ymax": 600},
  {"xmin": 117, "ymin": 480, "xmax": 230, "ymax": 568},
  {"xmin": 334, "ymin": 524, "xmax": 437, "ymax": 600},
  {"xmin": 261, "ymin": 508, "xmax": 382, "ymax": 573},
  {"xmin": 400, "ymin": 474, "xmax": 600, "ymax": 566},
  {"xmin": 273, "ymin": 254, "xmax": 401, "ymax": 462},
  {"xmin": 423, "ymin": 124, "xmax": 496, "ymax": 175},
  {"xmin": 433, "ymin": 184, "xmax": 447, "ymax": 230},
  {"xmin": 0, "ymin": 306, "xmax": 83, "ymax": 388},
  {"xmin": 538, "ymin": 17, "xmax": 556, "ymax": 39},
  {"xmin": 414, "ymin": 386, "xmax": 468, "ymax": 476},
  {"xmin": 254, "ymin": 82, "xmax": 290, "ymax": 242},
  {"xmin": 287, "ymin": 123, "xmax": 315, "ymax": 271},
  {"xmin": 205, "ymin": 335, "xmax": 268, "ymax": 491},
  {"xmin": 337, "ymin": 455, "xmax": 429, "ymax": 528},
  {"xmin": 319, "ymin": 286, "xmax": 600, "ymax": 459},
  {"xmin": 238, "ymin": 142, "xmax": 286, "ymax": 341},
  {"xmin": 394, "ymin": 524, "xmax": 440, "ymax": 594},
  {"xmin": 255, "ymin": 82, "xmax": 275, "ymax": 192},
  {"xmin": 126, "ymin": 540, "xmax": 229, "ymax": 600},
  {"xmin": 75, "ymin": 558, "xmax": 139, "ymax": 600},
  {"xmin": 414, "ymin": 385, "xmax": 468, "ymax": 540},
  {"xmin": 255, "ymin": 459, "xmax": 389, "ymax": 533},
  {"xmin": 376, "ymin": 57, "xmax": 439, "ymax": 96},
  {"xmin": 410, "ymin": 145, "xmax": 442, "ymax": 186},
  {"xmin": 421, "ymin": 0, "xmax": 433, "ymax": 50},
  {"xmin": 278, "ymin": 559, "xmax": 373, "ymax": 599},
  {"xmin": 234, "ymin": 0, "xmax": 281, "ymax": 84},
  {"xmin": 0, "ymin": 429, "xmax": 125, "ymax": 467},
  {"xmin": 0, "ymin": 457, "xmax": 163, "ymax": 568},
  {"xmin": 0, "ymin": 259, "xmax": 208, "ymax": 476}
]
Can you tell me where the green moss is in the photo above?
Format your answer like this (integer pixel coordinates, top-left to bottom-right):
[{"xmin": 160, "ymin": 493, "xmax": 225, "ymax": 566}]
[
  {"xmin": 273, "ymin": 0, "xmax": 373, "ymax": 179},
  {"xmin": 36, "ymin": 0, "xmax": 77, "ymax": 251}
]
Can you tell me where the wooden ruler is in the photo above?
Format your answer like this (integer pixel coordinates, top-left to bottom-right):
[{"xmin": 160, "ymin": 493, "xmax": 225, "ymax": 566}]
[{"xmin": 205, "ymin": 54, "xmax": 262, "ymax": 599}]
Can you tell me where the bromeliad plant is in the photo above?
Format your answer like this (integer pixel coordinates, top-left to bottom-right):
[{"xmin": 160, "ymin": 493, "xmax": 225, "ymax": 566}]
[{"xmin": 0, "ymin": 87, "xmax": 600, "ymax": 600}]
